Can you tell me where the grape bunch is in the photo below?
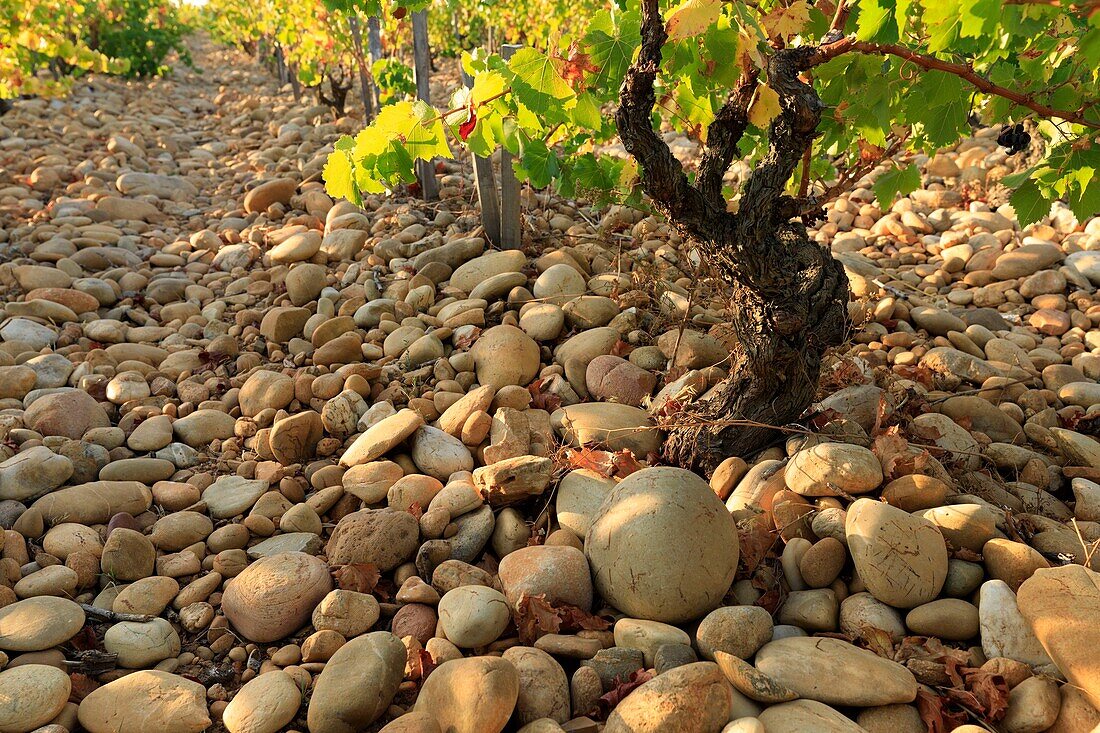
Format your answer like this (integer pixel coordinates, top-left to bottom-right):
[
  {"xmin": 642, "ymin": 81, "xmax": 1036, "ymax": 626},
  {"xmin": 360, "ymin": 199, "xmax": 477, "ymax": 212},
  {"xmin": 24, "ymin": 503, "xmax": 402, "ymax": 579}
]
[{"xmin": 997, "ymin": 123, "xmax": 1031, "ymax": 155}]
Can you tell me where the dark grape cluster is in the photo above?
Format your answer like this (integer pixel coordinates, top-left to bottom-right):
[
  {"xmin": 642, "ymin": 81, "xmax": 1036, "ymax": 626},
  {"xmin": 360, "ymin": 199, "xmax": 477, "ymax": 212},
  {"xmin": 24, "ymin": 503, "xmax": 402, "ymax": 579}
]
[{"xmin": 997, "ymin": 123, "xmax": 1031, "ymax": 155}]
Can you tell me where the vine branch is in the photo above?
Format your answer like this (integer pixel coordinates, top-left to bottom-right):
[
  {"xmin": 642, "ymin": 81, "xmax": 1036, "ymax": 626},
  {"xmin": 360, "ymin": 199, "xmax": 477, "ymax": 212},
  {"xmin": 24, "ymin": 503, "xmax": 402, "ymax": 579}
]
[
  {"xmin": 614, "ymin": 0, "xmax": 723, "ymax": 240},
  {"xmin": 813, "ymin": 38, "xmax": 1100, "ymax": 130},
  {"xmin": 695, "ymin": 69, "xmax": 759, "ymax": 205}
]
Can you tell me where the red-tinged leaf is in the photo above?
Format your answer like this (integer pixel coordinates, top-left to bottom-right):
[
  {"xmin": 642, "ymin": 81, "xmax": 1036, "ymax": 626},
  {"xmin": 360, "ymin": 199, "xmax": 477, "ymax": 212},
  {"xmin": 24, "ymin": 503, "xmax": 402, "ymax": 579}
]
[
  {"xmin": 556, "ymin": 41, "xmax": 599, "ymax": 89},
  {"xmin": 453, "ymin": 326, "xmax": 480, "ymax": 350},
  {"xmin": 965, "ymin": 669, "xmax": 1010, "ymax": 721},
  {"xmin": 953, "ymin": 547, "xmax": 983, "ymax": 562},
  {"xmin": 527, "ymin": 377, "xmax": 563, "ymax": 412},
  {"xmin": 610, "ymin": 339, "xmax": 634, "ymax": 357},
  {"xmin": 755, "ymin": 585, "xmax": 783, "ymax": 614},
  {"xmin": 566, "ymin": 446, "xmax": 618, "ymax": 477},
  {"xmin": 393, "ymin": 6, "xmax": 407, "ymax": 19},
  {"xmin": 737, "ymin": 517, "xmax": 776, "ymax": 576},
  {"xmin": 857, "ymin": 625, "xmax": 897, "ymax": 658},
  {"xmin": 333, "ymin": 562, "xmax": 381, "ymax": 594},
  {"xmin": 916, "ymin": 688, "xmax": 968, "ymax": 733},
  {"xmin": 610, "ymin": 449, "xmax": 644, "ymax": 478},
  {"xmin": 808, "ymin": 407, "xmax": 842, "ymax": 431},
  {"xmin": 592, "ymin": 669, "xmax": 656, "ymax": 719},
  {"xmin": 894, "ymin": 363, "xmax": 937, "ymax": 390},
  {"xmin": 514, "ymin": 593, "xmax": 563, "ymax": 643},
  {"xmin": 458, "ymin": 107, "xmax": 477, "ymax": 141},
  {"xmin": 68, "ymin": 625, "xmax": 98, "ymax": 652},
  {"xmin": 409, "ymin": 647, "xmax": 436, "ymax": 681},
  {"xmin": 513, "ymin": 593, "xmax": 610, "ymax": 644},
  {"xmin": 894, "ymin": 636, "xmax": 971, "ymax": 666},
  {"xmin": 69, "ymin": 673, "xmax": 99, "ymax": 702},
  {"xmin": 871, "ymin": 426, "xmax": 931, "ymax": 480}
]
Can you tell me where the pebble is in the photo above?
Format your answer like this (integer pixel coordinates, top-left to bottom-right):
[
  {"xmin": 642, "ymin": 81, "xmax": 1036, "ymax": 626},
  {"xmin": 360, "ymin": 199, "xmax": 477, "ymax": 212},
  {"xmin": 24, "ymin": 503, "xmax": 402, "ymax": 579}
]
[{"xmin": 846, "ymin": 498, "xmax": 948, "ymax": 608}]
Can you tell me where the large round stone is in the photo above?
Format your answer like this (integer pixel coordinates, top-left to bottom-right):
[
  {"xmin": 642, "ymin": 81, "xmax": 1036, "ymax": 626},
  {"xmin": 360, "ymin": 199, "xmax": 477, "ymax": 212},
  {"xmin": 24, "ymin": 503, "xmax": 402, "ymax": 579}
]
[
  {"xmin": 325, "ymin": 508, "xmax": 420, "ymax": 571},
  {"xmin": 77, "ymin": 671, "xmax": 210, "ymax": 733},
  {"xmin": 846, "ymin": 498, "xmax": 948, "ymax": 609},
  {"xmin": 414, "ymin": 657, "xmax": 519, "ymax": 733},
  {"xmin": 0, "ymin": 664, "xmax": 71, "ymax": 733},
  {"xmin": 0, "ymin": 596, "xmax": 85, "ymax": 651},
  {"xmin": 307, "ymin": 632, "xmax": 406, "ymax": 733},
  {"xmin": 585, "ymin": 467, "xmax": 738, "ymax": 623},
  {"xmin": 471, "ymin": 325, "xmax": 540, "ymax": 389},
  {"xmin": 222, "ymin": 552, "xmax": 332, "ymax": 642}
]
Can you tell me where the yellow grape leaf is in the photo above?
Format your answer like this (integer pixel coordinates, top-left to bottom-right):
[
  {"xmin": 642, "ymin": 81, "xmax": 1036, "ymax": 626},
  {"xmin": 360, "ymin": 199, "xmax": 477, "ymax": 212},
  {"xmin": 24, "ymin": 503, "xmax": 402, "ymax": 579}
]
[
  {"xmin": 471, "ymin": 69, "xmax": 507, "ymax": 106},
  {"xmin": 666, "ymin": 0, "xmax": 722, "ymax": 41},
  {"xmin": 748, "ymin": 84, "xmax": 781, "ymax": 127},
  {"xmin": 761, "ymin": 0, "xmax": 811, "ymax": 39}
]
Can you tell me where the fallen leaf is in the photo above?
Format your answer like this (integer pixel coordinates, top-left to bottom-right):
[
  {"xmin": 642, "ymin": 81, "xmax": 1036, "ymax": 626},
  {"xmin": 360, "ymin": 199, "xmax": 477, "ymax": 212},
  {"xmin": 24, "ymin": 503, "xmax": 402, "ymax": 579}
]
[
  {"xmin": 916, "ymin": 688, "xmax": 968, "ymax": 733},
  {"xmin": 513, "ymin": 593, "xmax": 610, "ymax": 644},
  {"xmin": 333, "ymin": 562, "xmax": 381, "ymax": 594},
  {"xmin": 68, "ymin": 673, "xmax": 99, "ymax": 702},
  {"xmin": 872, "ymin": 426, "xmax": 932, "ymax": 480},
  {"xmin": 737, "ymin": 516, "xmax": 776, "ymax": 575},
  {"xmin": 593, "ymin": 669, "xmax": 656, "ymax": 719}
]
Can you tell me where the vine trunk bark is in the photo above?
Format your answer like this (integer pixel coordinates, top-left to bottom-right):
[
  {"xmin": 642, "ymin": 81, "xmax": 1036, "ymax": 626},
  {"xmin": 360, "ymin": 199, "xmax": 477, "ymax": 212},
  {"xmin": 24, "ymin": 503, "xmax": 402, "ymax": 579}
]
[
  {"xmin": 616, "ymin": 0, "xmax": 851, "ymax": 474},
  {"xmin": 662, "ymin": 225, "xmax": 850, "ymax": 474}
]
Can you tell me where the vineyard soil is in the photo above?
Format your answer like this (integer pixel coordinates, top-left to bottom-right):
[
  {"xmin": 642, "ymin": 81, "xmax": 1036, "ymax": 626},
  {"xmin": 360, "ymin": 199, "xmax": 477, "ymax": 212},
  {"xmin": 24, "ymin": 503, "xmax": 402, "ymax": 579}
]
[{"xmin": 1, "ymin": 24, "xmax": 1100, "ymax": 733}]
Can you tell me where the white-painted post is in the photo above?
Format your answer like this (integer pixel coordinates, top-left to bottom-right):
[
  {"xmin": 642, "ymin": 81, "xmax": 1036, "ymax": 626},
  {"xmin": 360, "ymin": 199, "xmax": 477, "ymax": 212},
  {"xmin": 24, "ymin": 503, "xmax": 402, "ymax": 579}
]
[
  {"xmin": 499, "ymin": 43, "xmax": 522, "ymax": 249},
  {"xmin": 411, "ymin": 10, "xmax": 439, "ymax": 201},
  {"xmin": 461, "ymin": 69, "xmax": 501, "ymax": 246}
]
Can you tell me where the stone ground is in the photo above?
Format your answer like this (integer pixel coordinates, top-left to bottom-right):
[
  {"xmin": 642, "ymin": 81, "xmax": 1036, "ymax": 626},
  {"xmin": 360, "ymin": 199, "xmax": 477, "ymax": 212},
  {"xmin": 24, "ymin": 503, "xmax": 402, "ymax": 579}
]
[{"xmin": 1, "ymin": 32, "xmax": 1100, "ymax": 733}]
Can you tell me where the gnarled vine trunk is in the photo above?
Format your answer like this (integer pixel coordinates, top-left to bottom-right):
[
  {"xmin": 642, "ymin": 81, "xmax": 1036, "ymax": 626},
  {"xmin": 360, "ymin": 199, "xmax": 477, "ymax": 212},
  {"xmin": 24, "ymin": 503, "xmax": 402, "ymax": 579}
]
[{"xmin": 616, "ymin": 0, "xmax": 850, "ymax": 474}]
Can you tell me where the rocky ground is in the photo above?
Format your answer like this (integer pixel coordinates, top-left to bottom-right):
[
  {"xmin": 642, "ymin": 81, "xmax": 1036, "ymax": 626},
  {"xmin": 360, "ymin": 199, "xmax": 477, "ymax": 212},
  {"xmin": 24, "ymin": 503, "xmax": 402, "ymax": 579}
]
[{"xmin": 1, "ymin": 33, "xmax": 1099, "ymax": 733}]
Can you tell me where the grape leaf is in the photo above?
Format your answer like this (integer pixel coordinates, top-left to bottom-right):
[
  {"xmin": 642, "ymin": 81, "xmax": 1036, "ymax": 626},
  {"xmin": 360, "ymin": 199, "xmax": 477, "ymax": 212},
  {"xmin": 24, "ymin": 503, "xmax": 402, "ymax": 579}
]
[
  {"xmin": 581, "ymin": 10, "xmax": 641, "ymax": 97},
  {"xmin": 873, "ymin": 164, "xmax": 921, "ymax": 206},
  {"xmin": 748, "ymin": 84, "xmax": 781, "ymax": 128},
  {"xmin": 1010, "ymin": 179, "xmax": 1053, "ymax": 225},
  {"xmin": 666, "ymin": 0, "xmax": 722, "ymax": 41},
  {"xmin": 762, "ymin": 0, "xmax": 811, "ymax": 39},
  {"xmin": 323, "ymin": 149, "xmax": 359, "ymax": 206},
  {"xmin": 856, "ymin": 0, "xmax": 898, "ymax": 42},
  {"xmin": 507, "ymin": 48, "xmax": 575, "ymax": 119}
]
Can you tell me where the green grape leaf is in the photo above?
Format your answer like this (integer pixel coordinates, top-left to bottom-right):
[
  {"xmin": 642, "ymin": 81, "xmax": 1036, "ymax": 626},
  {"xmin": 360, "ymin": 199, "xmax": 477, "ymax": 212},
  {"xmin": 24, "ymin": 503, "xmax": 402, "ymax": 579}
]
[
  {"xmin": 959, "ymin": 0, "xmax": 999, "ymax": 38},
  {"xmin": 507, "ymin": 48, "xmax": 575, "ymax": 120},
  {"xmin": 856, "ymin": 0, "xmax": 897, "ymax": 42},
  {"xmin": 581, "ymin": 9, "xmax": 641, "ymax": 98},
  {"xmin": 515, "ymin": 136, "xmax": 559, "ymax": 188},
  {"xmin": 873, "ymin": 164, "xmax": 921, "ymax": 207},
  {"xmin": 571, "ymin": 91, "xmax": 603, "ymax": 130},
  {"xmin": 1011, "ymin": 178, "xmax": 1053, "ymax": 226}
]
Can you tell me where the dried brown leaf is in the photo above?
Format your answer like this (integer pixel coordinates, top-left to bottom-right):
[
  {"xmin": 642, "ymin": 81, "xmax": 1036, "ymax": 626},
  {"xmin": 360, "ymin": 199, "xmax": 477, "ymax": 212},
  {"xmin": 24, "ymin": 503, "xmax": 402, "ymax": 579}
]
[
  {"xmin": 593, "ymin": 669, "xmax": 656, "ymax": 720},
  {"xmin": 333, "ymin": 562, "xmax": 381, "ymax": 594},
  {"xmin": 513, "ymin": 593, "xmax": 610, "ymax": 644}
]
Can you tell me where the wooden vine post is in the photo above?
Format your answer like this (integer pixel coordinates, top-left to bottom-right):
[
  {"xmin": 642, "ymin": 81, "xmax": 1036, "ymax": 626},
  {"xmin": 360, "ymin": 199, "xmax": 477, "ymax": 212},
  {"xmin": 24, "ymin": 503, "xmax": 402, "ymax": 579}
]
[
  {"xmin": 411, "ymin": 10, "xmax": 439, "ymax": 201},
  {"xmin": 460, "ymin": 44, "xmax": 522, "ymax": 249},
  {"xmin": 347, "ymin": 14, "xmax": 374, "ymax": 121}
]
